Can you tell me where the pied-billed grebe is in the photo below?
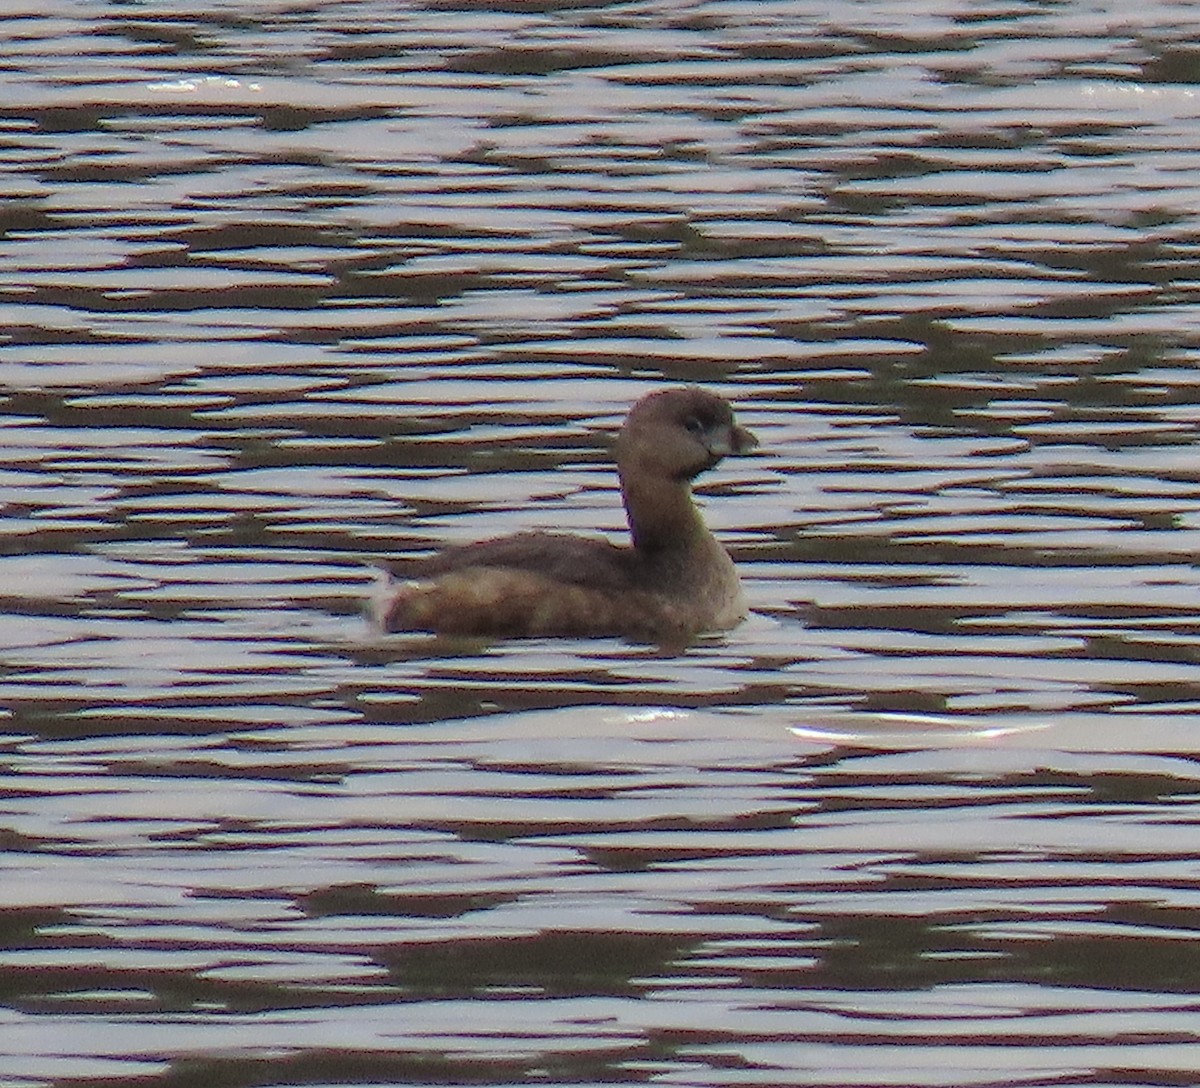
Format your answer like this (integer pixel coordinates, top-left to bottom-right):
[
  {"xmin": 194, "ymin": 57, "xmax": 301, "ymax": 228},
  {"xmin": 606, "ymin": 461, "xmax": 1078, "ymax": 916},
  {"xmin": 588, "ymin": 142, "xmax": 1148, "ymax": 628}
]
[{"xmin": 373, "ymin": 386, "xmax": 758, "ymax": 643}]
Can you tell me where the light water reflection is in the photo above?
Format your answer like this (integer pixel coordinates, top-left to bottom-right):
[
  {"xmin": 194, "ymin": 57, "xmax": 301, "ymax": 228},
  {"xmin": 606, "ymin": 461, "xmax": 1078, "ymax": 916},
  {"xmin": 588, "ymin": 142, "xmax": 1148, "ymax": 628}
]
[{"xmin": 5, "ymin": 1, "xmax": 1200, "ymax": 1086}]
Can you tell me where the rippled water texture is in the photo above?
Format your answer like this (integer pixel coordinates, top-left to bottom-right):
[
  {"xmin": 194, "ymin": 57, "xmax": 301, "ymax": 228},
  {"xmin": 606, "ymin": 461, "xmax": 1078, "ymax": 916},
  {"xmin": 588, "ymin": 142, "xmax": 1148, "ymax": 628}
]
[{"xmin": 5, "ymin": 2, "xmax": 1200, "ymax": 1085}]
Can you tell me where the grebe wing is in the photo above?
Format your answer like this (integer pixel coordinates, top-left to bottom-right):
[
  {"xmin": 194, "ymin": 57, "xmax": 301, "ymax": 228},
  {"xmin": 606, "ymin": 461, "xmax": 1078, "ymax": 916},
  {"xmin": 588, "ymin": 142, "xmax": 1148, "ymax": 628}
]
[{"xmin": 393, "ymin": 532, "xmax": 641, "ymax": 593}]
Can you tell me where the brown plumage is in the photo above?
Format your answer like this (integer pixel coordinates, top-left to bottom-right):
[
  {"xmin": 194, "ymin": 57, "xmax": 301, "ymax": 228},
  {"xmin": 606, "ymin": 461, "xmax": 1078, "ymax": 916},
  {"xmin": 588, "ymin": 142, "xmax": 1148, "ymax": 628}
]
[{"xmin": 372, "ymin": 386, "xmax": 758, "ymax": 644}]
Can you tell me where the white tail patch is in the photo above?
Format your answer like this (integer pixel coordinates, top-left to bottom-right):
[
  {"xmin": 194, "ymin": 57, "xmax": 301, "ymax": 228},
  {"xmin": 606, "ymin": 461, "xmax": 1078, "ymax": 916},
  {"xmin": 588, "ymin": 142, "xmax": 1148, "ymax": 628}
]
[
  {"xmin": 365, "ymin": 564, "xmax": 394, "ymax": 629},
  {"xmin": 364, "ymin": 563, "xmax": 425, "ymax": 631}
]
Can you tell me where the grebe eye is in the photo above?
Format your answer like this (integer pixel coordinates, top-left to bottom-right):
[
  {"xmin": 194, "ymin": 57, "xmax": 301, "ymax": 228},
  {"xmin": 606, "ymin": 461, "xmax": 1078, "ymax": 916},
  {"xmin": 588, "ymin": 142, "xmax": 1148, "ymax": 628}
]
[{"xmin": 684, "ymin": 416, "xmax": 705, "ymax": 436}]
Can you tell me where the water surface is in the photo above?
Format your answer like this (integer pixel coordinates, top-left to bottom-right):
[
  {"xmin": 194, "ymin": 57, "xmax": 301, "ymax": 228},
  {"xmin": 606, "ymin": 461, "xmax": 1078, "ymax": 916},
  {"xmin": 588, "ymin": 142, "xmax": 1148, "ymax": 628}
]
[{"xmin": 5, "ymin": 2, "xmax": 1200, "ymax": 1086}]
